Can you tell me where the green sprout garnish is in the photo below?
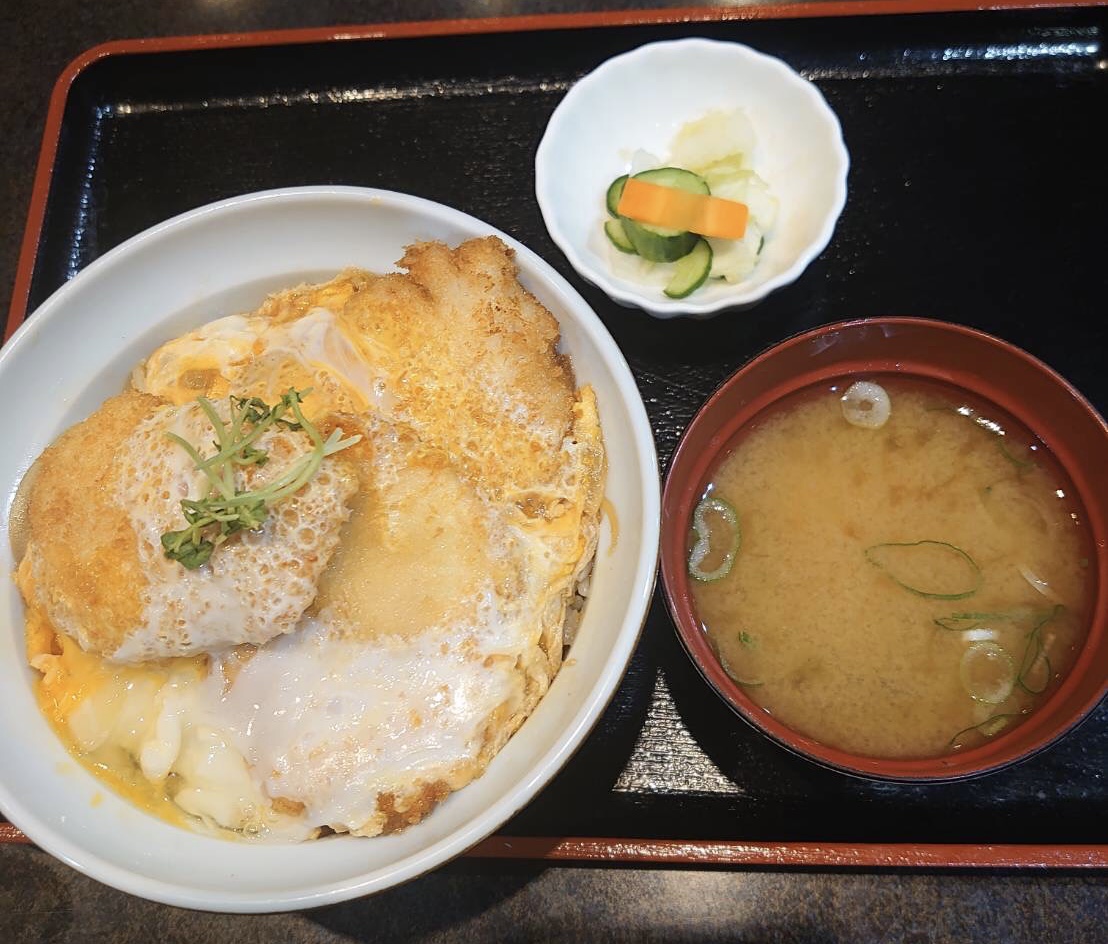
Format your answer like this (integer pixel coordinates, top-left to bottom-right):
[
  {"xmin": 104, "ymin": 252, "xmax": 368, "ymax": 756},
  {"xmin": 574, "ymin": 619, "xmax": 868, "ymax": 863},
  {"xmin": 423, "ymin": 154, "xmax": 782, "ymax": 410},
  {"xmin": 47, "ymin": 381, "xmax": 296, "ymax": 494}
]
[{"xmin": 160, "ymin": 389, "xmax": 360, "ymax": 569}]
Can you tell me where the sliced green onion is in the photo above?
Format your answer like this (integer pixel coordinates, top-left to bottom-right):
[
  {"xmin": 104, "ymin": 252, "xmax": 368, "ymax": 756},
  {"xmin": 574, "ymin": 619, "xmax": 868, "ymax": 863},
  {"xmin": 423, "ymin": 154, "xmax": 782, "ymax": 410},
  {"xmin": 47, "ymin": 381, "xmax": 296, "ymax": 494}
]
[
  {"xmin": 1017, "ymin": 604, "xmax": 1062, "ymax": 695},
  {"xmin": 1018, "ymin": 563, "xmax": 1060, "ymax": 602},
  {"xmin": 864, "ymin": 540, "xmax": 982, "ymax": 600},
  {"xmin": 959, "ymin": 642, "xmax": 1015, "ymax": 704},
  {"xmin": 933, "ymin": 610, "xmax": 1021, "ymax": 631},
  {"xmin": 997, "ymin": 438, "xmax": 1035, "ymax": 471},
  {"xmin": 949, "ymin": 713, "xmax": 1020, "ymax": 748},
  {"xmin": 719, "ymin": 653, "xmax": 763, "ymax": 687},
  {"xmin": 840, "ymin": 381, "xmax": 891, "ymax": 429},
  {"xmin": 688, "ymin": 495, "xmax": 740, "ymax": 582}
]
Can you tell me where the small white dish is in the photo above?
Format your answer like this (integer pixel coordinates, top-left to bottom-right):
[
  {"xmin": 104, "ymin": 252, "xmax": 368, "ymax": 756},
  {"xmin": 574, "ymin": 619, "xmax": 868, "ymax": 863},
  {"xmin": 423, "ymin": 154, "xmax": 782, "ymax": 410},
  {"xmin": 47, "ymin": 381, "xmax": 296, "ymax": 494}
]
[
  {"xmin": 535, "ymin": 38, "xmax": 850, "ymax": 319},
  {"xmin": 0, "ymin": 186, "xmax": 660, "ymax": 912}
]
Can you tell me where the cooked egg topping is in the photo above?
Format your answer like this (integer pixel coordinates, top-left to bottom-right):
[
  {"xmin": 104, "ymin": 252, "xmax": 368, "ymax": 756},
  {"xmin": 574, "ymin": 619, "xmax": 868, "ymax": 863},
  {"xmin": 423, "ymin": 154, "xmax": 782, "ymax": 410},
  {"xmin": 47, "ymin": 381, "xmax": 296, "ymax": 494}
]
[
  {"xmin": 118, "ymin": 399, "xmax": 359, "ymax": 660},
  {"xmin": 27, "ymin": 413, "xmax": 582, "ymax": 839},
  {"xmin": 21, "ymin": 396, "xmax": 358, "ymax": 663},
  {"xmin": 203, "ymin": 599, "xmax": 527, "ymax": 837},
  {"xmin": 137, "ymin": 306, "xmax": 392, "ymax": 419},
  {"xmin": 27, "ymin": 621, "xmax": 313, "ymax": 839},
  {"xmin": 20, "ymin": 239, "xmax": 607, "ymax": 841}
]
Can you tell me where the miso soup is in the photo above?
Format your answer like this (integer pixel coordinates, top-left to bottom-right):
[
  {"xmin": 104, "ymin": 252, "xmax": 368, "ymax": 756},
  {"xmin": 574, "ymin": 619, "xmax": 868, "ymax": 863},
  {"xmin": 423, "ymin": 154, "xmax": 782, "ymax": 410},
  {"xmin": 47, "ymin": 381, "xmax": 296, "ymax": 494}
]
[{"xmin": 689, "ymin": 377, "xmax": 1091, "ymax": 759}]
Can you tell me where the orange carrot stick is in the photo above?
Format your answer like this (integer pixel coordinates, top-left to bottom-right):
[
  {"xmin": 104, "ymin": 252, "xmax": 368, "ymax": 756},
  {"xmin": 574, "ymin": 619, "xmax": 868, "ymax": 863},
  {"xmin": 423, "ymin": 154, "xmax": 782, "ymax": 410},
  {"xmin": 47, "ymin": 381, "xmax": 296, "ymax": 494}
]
[{"xmin": 617, "ymin": 177, "xmax": 749, "ymax": 240}]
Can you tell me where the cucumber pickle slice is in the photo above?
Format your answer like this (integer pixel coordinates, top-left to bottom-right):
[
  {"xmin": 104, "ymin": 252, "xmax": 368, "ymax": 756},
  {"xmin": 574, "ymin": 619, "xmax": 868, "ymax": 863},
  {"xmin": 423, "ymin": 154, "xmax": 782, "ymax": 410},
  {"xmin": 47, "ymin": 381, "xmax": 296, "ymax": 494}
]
[
  {"xmin": 664, "ymin": 238, "xmax": 713, "ymax": 298},
  {"xmin": 606, "ymin": 175, "xmax": 628, "ymax": 217},
  {"xmin": 624, "ymin": 223, "xmax": 699, "ymax": 262},
  {"xmin": 603, "ymin": 218, "xmax": 637, "ymax": 254},
  {"xmin": 632, "ymin": 166, "xmax": 709, "ymax": 195},
  {"xmin": 619, "ymin": 167, "xmax": 710, "ymax": 263},
  {"xmin": 603, "ymin": 166, "xmax": 715, "ymax": 283}
]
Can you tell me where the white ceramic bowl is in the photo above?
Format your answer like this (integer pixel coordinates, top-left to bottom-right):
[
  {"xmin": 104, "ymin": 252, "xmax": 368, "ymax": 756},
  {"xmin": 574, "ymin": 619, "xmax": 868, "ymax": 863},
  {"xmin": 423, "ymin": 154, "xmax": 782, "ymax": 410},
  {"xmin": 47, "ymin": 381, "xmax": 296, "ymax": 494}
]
[
  {"xmin": 535, "ymin": 38, "xmax": 850, "ymax": 319},
  {"xmin": 0, "ymin": 186, "xmax": 659, "ymax": 912}
]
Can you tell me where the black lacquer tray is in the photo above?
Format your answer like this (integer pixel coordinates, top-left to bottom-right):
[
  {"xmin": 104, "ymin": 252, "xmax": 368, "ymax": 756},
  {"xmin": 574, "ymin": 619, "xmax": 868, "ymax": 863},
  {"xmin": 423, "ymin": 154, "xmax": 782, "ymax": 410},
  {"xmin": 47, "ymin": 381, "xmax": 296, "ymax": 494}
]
[{"xmin": 6, "ymin": 1, "xmax": 1108, "ymax": 868}]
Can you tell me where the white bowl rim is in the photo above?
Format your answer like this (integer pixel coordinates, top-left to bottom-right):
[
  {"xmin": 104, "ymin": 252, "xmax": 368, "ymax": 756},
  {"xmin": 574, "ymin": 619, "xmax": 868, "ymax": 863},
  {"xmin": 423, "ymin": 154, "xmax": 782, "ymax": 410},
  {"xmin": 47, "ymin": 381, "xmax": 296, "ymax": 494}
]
[
  {"xmin": 0, "ymin": 185, "xmax": 661, "ymax": 912},
  {"xmin": 535, "ymin": 37, "xmax": 850, "ymax": 318}
]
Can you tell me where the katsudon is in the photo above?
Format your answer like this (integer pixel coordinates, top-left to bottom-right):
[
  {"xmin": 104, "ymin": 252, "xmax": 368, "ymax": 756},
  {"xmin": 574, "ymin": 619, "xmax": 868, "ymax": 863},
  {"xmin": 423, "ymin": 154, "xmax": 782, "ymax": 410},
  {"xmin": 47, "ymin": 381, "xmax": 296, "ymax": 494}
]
[{"xmin": 14, "ymin": 236, "xmax": 606, "ymax": 840}]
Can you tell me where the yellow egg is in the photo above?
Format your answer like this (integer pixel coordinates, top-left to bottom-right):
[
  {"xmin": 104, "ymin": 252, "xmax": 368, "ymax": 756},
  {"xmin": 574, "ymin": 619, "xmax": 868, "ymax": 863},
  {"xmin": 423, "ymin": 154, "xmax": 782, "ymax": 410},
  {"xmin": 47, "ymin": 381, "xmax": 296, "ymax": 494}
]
[{"xmin": 19, "ymin": 238, "xmax": 606, "ymax": 840}]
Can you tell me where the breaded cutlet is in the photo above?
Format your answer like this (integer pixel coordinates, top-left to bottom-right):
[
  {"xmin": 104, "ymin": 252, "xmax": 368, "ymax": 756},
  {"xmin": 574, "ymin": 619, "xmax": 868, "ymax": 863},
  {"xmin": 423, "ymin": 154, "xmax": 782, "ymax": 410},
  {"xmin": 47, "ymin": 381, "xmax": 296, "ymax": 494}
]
[
  {"xmin": 18, "ymin": 390, "xmax": 359, "ymax": 661},
  {"xmin": 343, "ymin": 237, "xmax": 579, "ymax": 510}
]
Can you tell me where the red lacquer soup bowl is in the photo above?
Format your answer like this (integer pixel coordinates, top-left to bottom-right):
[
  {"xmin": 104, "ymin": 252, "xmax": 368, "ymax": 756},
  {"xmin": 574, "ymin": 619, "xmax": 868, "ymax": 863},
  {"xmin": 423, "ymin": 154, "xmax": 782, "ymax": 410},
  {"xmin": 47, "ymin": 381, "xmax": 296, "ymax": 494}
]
[{"xmin": 660, "ymin": 317, "xmax": 1108, "ymax": 781}]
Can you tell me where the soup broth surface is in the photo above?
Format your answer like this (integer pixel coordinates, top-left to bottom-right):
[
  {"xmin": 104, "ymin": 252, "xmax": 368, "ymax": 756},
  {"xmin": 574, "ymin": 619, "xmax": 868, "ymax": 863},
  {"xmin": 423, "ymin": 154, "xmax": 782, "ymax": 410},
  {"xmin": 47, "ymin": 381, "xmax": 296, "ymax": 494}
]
[{"xmin": 691, "ymin": 377, "xmax": 1090, "ymax": 759}]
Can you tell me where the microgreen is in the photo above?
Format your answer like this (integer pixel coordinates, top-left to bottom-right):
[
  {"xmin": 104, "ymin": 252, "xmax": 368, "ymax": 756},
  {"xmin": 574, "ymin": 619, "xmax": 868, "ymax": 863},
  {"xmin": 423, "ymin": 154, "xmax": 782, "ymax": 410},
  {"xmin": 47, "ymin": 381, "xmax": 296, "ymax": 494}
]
[{"xmin": 160, "ymin": 389, "xmax": 359, "ymax": 569}]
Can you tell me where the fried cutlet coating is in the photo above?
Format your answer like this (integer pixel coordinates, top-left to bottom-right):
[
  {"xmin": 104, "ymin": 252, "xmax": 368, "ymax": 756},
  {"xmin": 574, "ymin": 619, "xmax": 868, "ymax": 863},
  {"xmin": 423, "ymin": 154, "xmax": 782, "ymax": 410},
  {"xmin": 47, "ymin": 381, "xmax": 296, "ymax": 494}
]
[
  {"xmin": 19, "ymin": 391, "xmax": 360, "ymax": 661},
  {"xmin": 136, "ymin": 238, "xmax": 581, "ymax": 513},
  {"xmin": 343, "ymin": 237, "xmax": 578, "ymax": 507},
  {"xmin": 22, "ymin": 237, "xmax": 607, "ymax": 839},
  {"xmin": 18, "ymin": 392, "xmax": 159, "ymax": 657},
  {"xmin": 253, "ymin": 268, "xmax": 374, "ymax": 325},
  {"xmin": 314, "ymin": 415, "xmax": 521, "ymax": 645}
]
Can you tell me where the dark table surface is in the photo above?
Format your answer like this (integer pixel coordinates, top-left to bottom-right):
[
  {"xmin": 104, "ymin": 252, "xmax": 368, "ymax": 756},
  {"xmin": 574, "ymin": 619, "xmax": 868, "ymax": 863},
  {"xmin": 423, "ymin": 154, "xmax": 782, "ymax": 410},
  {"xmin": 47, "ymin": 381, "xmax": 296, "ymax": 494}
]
[{"xmin": 2, "ymin": 1, "xmax": 1107, "ymax": 941}]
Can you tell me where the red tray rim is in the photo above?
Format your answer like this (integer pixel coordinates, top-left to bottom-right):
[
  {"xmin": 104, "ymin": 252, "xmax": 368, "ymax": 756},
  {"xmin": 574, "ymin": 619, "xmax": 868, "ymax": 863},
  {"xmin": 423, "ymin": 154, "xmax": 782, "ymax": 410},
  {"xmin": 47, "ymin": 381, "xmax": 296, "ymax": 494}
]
[
  {"xmin": 5, "ymin": 0, "xmax": 1108, "ymax": 870},
  {"xmin": 3, "ymin": 820, "xmax": 1107, "ymax": 868}
]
